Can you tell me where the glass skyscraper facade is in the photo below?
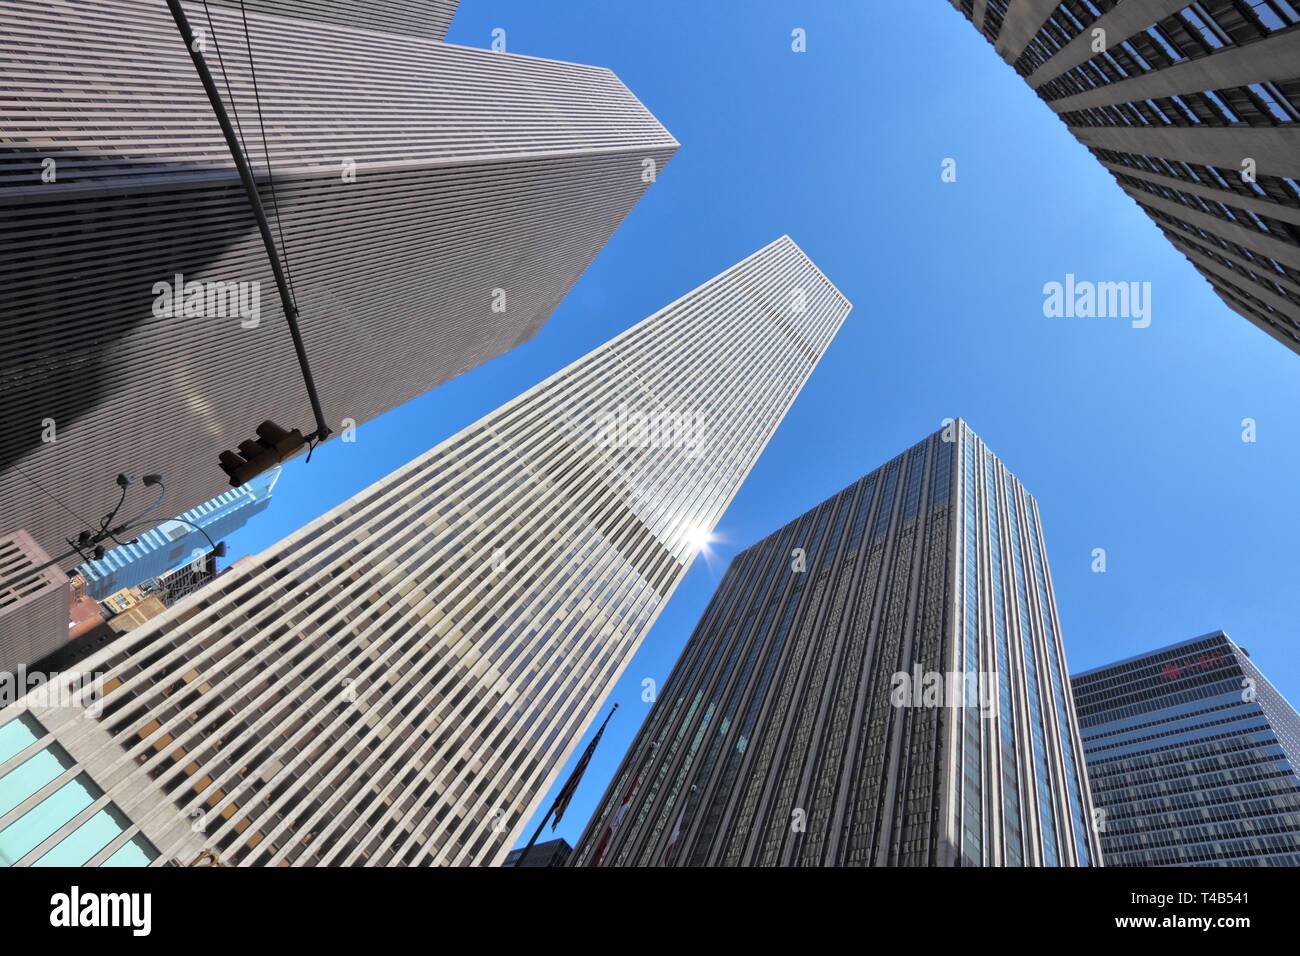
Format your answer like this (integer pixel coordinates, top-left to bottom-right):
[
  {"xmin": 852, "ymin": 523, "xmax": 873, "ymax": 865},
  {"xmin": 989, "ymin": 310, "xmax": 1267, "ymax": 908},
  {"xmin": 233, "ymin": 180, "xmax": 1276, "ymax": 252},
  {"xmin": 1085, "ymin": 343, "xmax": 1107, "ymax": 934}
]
[
  {"xmin": 1072, "ymin": 631, "xmax": 1300, "ymax": 866},
  {"xmin": 76, "ymin": 468, "xmax": 281, "ymax": 601},
  {"xmin": 573, "ymin": 421, "xmax": 1098, "ymax": 866},
  {"xmin": 0, "ymin": 237, "xmax": 848, "ymax": 868}
]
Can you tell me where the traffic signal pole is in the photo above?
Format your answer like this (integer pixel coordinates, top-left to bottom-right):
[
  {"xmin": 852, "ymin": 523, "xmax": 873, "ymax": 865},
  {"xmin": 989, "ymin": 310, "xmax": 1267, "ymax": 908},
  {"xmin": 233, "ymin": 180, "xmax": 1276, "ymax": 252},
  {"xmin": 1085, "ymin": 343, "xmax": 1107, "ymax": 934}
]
[{"xmin": 164, "ymin": 0, "xmax": 331, "ymax": 445}]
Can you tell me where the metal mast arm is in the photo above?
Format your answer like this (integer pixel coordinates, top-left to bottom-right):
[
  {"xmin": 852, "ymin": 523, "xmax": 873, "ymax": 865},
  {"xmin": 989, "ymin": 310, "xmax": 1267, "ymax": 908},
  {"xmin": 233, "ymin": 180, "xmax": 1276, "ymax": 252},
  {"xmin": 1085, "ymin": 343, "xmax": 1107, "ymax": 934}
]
[{"xmin": 164, "ymin": 0, "xmax": 331, "ymax": 443}]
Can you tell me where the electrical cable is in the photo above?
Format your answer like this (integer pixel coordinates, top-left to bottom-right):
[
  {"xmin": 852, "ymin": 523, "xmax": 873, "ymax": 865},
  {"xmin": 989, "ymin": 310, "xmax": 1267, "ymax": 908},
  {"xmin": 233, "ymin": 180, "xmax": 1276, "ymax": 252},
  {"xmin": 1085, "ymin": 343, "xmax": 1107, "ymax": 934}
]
[
  {"xmin": 203, "ymin": 0, "xmax": 299, "ymax": 311},
  {"xmin": 238, "ymin": 0, "xmax": 300, "ymax": 308},
  {"xmin": 6, "ymin": 460, "xmax": 98, "ymax": 536}
]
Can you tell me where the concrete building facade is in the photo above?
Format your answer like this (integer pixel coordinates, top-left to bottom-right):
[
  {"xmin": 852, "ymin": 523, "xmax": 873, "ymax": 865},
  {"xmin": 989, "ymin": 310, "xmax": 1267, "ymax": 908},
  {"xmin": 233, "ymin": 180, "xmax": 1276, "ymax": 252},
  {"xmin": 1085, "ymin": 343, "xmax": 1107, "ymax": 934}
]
[
  {"xmin": 0, "ymin": 533, "xmax": 71, "ymax": 678},
  {"xmin": 573, "ymin": 422, "xmax": 1099, "ymax": 866},
  {"xmin": 0, "ymin": 237, "xmax": 848, "ymax": 867},
  {"xmin": 951, "ymin": 0, "xmax": 1300, "ymax": 352},
  {"xmin": 0, "ymin": 0, "xmax": 676, "ymax": 557}
]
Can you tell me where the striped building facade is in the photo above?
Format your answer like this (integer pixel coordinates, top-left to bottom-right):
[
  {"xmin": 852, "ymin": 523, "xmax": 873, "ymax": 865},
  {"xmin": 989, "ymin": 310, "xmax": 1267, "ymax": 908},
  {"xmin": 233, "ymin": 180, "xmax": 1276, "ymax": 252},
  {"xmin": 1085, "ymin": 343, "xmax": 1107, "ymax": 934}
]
[
  {"xmin": 0, "ymin": 0, "xmax": 676, "ymax": 559},
  {"xmin": 0, "ymin": 237, "xmax": 849, "ymax": 868},
  {"xmin": 951, "ymin": 0, "xmax": 1300, "ymax": 352},
  {"xmin": 1073, "ymin": 631, "xmax": 1300, "ymax": 866},
  {"xmin": 206, "ymin": 0, "xmax": 461, "ymax": 39},
  {"xmin": 573, "ymin": 422, "xmax": 1099, "ymax": 866}
]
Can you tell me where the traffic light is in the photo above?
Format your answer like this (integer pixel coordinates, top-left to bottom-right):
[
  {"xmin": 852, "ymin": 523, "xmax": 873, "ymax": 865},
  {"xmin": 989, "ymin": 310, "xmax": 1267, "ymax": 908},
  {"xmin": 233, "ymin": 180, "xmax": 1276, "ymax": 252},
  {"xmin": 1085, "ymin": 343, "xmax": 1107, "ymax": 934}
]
[{"xmin": 218, "ymin": 420, "xmax": 306, "ymax": 486}]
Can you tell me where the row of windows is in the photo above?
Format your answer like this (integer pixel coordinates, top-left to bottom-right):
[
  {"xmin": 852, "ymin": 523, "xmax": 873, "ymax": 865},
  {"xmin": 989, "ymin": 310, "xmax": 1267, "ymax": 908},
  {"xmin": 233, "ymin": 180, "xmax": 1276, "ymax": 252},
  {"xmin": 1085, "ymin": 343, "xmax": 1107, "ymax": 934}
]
[
  {"xmin": 982, "ymin": 0, "xmax": 1011, "ymax": 42},
  {"xmin": 0, "ymin": 713, "xmax": 157, "ymax": 867},
  {"xmin": 1082, "ymin": 697, "xmax": 1245, "ymax": 747},
  {"xmin": 1099, "ymin": 773, "xmax": 1300, "ymax": 823},
  {"xmin": 1014, "ymin": 0, "xmax": 1120, "ymax": 78},
  {"xmin": 1093, "ymin": 147, "xmax": 1300, "ymax": 212},
  {"xmin": 1036, "ymin": 1, "xmax": 1300, "ymax": 98},
  {"xmin": 1084, "ymin": 704, "xmax": 1268, "ymax": 758},
  {"xmin": 1073, "ymin": 636, "xmax": 1233, "ymax": 712},
  {"xmin": 1171, "ymin": 225, "xmax": 1300, "ymax": 308},
  {"xmin": 1143, "ymin": 199, "xmax": 1300, "ymax": 280},
  {"xmin": 1102, "ymin": 814, "xmax": 1300, "ymax": 854},
  {"xmin": 1199, "ymin": 261, "xmax": 1300, "ymax": 342},
  {"xmin": 1139, "ymin": 204, "xmax": 1300, "ymax": 339},
  {"xmin": 1060, "ymin": 79, "xmax": 1300, "ymax": 129},
  {"xmin": 1113, "ymin": 171, "xmax": 1300, "ymax": 252},
  {"xmin": 1101, "ymin": 787, "xmax": 1300, "ymax": 834},
  {"xmin": 1109, "ymin": 836, "xmax": 1300, "ymax": 866},
  {"xmin": 1088, "ymin": 727, "xmax": 1283, "ymax": 792}
]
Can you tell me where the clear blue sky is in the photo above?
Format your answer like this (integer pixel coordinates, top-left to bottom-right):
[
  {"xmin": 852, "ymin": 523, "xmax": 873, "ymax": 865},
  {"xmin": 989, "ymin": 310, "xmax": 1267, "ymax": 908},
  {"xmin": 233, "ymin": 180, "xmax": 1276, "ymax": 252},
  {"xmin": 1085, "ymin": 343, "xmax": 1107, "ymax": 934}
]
[{"xmin": 221, "ymin": 1, "xmax": 1300, "ymax": 854}]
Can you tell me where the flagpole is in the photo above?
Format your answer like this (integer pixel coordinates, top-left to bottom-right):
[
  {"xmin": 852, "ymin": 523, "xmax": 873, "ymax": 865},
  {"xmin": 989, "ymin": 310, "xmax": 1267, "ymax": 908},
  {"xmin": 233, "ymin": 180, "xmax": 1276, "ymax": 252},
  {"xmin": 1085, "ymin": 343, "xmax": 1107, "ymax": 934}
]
[
  {"xmin": 512, "ymin": 703, "xmax": 617, "ymax": 867},
  {"xmin": 513, "ymin": 806, "xmax": 557, "ymax": 869}
]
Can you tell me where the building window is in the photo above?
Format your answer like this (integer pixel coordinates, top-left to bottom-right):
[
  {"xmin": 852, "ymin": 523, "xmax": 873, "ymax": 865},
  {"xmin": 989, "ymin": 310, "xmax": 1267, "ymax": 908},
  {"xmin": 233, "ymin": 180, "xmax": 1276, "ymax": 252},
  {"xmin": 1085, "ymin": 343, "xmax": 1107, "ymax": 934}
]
[{"xmin": 0, "ymin": 713, "xmax": 158, "ymax": 867}]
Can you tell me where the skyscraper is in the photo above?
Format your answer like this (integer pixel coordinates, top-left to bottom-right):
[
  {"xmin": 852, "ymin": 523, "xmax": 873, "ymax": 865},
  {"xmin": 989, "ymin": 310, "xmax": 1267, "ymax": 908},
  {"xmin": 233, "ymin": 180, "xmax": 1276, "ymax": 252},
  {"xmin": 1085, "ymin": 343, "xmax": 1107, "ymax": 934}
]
[
  {"xmin": 0, "ymin": 236, "xmax": 849, "ymax": 868},
  {"xmin": 75, "ymin": 468, "xmax": 281, "ymax": 601},
  {"xmin": 573, "ymin": 421, "xmax": 1098, "ymax": 866},
  {"xmin": 1072, "ymin": 631, "xmax": 1300, "ymax": 866},
  {"xmin": 950, "ymin": 1, "xmax": 1300, "ymax": 353},
  {"xmin": 0, "ymin": 0, "xmax": 677, "ymax": 557}
]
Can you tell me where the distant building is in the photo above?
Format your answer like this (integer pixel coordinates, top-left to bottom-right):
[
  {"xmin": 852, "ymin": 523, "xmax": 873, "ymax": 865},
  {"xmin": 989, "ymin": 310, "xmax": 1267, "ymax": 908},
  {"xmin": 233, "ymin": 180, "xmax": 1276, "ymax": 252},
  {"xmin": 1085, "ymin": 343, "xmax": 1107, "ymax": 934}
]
[
  {"xmin": 1072, "ymin": 631, "xmax": 1300, "ymax": 866},
  {"xmin": 100, "ymin": 588, "xmax": 170, "ymax": 636},
  {"xmin": 67, "ymin": 575, "xmax": 112, "ymax": 642},
  {"xmin": 0, "ymin": 531, "xmax": 69, "ymax": 675},
  {"xmin": 951, "ymin": 0, "xmax": 1300, "ymax": 353},
  {"xmin": 146, "ymin": 556, "xmax": 221, "ymax": 608},
  {"xmin": 76, "ymin": 469, "xmax": 281, "ymax": 601},
  {"xmin": 28, "ymin": 577, "xmax": 117, "ymax": 679},
  {"xmin": 504, "ymin": 839, "xmax": 572, "ymax": 868}
]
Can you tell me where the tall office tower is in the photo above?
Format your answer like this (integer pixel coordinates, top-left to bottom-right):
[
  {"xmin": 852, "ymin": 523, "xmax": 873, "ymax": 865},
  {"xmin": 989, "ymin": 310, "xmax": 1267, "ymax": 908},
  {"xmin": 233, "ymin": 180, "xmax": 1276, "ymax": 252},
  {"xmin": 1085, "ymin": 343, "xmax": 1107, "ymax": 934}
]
[
  {"xmin": 1072, "ymin": 631, "xmax": 1300, "ymax": 866},
  {"xmin": 75, "ymin": 468, "xmax": 281, "ymax": 601},
  {"xmin": 573, "ymin": 421, "xmax": 1098, "ymax": 867},
  {"xmin": 0, "ymin": 237, "xmax": 849, "ymax": 868},
  {"xmin": 950, "ymin": 1, "xmax": 1300, "ymax": 353},
  {"xmin": 0, "ymin": 0, "xmax": 677, "ymax": 558}
]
